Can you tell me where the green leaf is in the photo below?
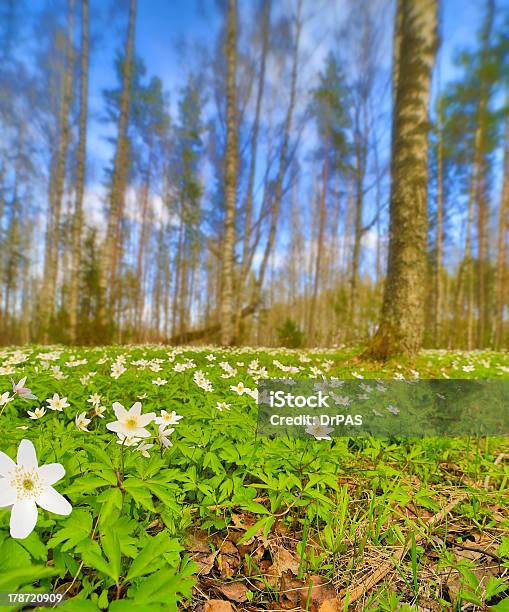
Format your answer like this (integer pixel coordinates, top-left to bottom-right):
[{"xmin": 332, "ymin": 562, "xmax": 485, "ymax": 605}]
[
  {"xmin": 66, "ymin": 475, "xmax": 111, "ymax": 496},
  {"xmin": 60, "ymin": 599, "xmax": 101, "ymax": 611},
  {"xmin": 47, "ymin": 510, "xmax": 93, "ymax": 552},
  {"xmin": 83, "ymin": 443, "xmax": 114, "ymax": 467},
  {"xmin": 98, "ymin": 487, "xmax": 123, "ymax": 526},
  {"xmin": 130, "ymin": 568, "xmax": 193, "ymax": 608},
  {"xmin": 79, "ymin": 540, "xmax": 118, "ymax": 583},
  {"xmin": 124, "ymin": 478, "xmax": 155, "ymax": 512},
  {"xmin": 126, "ymin": 533, "xmax": 171, "ymax": 581},
  {"xmin": 238, "ymin": 515, "xmax": 274, "ymax": 545},
  {"xmin": 498, "ymin": 537, "xmax": 509, "ymax": 559},
  {"xmin": 0, "ymin": 538, "xmax": 31, "ymax": 570},
  {"xmin": 0, "ymin": 566, "xmax": 58, "ymax": 590},
  {"xmin": 18, "ymin": 531, "xmax": 48, "ymax": 561},
  {"xmin": 489, "ymin": 598, "xmax": 509, "ymax": 611},
  {"xmin": 240, "ymin": 501, "xmax": 269, "ymax": 514},
  {"xmin": 102, "ymin": 530, "xmax": 122, "ymax": 583}
]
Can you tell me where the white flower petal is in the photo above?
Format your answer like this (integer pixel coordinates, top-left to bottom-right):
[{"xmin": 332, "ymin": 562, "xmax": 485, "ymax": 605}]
[
  {"xmin": 138, "ymin": 412, "xmax": 155, "ymax": 427},
  {"xmin": 112, "ymin": 402, "xmax": 128, "ymax": 420},
  {"xmin": 0, "ymin": 451, "xmax": 16, "ymax": 477},
  {"xmin": 133, "ymin": 427, "xmax": 151, "ymax": 438},
  {"xmin": 130, "ymin": 402, "xmax": 142, "ymax": 416},
  {"xmin": 10, "ymin": 500, "xmax": 38, "ymax": 539},
  {"xmin": 36, "ymin": 486, "xmax": 72, "ymax": 516},
  {"xmin": 17, "ymin": 439, "xmax": 38, "ymax": 469},
  {"xmin": 0, "ymin": 478, "xmax": 17, "ymax": 506},
  {"xmin": 38, "ymin": 463, "xmax": 65, "ymax": 486},
  {"xmin": 106, "ymin": 421, "xmax": 124, "ymax": 434}
]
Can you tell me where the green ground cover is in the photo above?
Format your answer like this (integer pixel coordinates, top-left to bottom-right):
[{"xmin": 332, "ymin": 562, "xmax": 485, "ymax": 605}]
[{"xmin": 0, "ymin": 346, "xmax": 508, "ymax": 611}]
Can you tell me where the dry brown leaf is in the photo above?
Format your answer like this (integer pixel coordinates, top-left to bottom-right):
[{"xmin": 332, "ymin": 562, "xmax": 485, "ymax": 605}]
[
  {"xmin": 192, "ymin": 551, "xmax": 218, "ymax": 576},
  {"xmin": 204, "ymin": 601, "xmax": 234, "ymax": 612},
  {"xmin": 279, "ymin": 573, "xmax": 302, "ymax": 606},
  {"xmin": 186, "ymin": 532, "xmax": 211, "ymax": 553},
  {"xmin": 217, "ymin": 553, "xmax": 240, "ymax": 578},
  {"xmin": 299, "ymin": 576, "xmax": 338, "ymax": 612},
  {"xmin": 216, "ymin": 581, "xmax": 249, "ymax": 603},
  {"xmin": 231, "ymin": 513, "xmax": 257, "ymax": 530},
  {"xmin": 270, "ymin": 546, "xmax": 300, "ymax": 577},
  {"xmin": 221, "ymin": 540, "xmax": 239, "ymax": 555},
  {"xmin": 446, "ymin": 562, "xmax": 501, "ymax": 604},
  {"xmin": 318, "ymin": 599, "xmax": 341, "ymax": 612}
]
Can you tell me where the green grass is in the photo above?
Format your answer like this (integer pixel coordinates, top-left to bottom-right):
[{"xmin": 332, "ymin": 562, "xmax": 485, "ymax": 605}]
[{"xmin": 0, "ymin": 345, "xmax": 508, "ymax": 611}]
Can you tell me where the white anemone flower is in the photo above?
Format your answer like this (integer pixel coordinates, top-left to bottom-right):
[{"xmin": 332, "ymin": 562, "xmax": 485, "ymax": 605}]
[
  {"xmin": 87, "ymin": 393, "xmax": 102, "ymax": 406},
  {"xmin": 0, "ymin": 439, "xmax": 72, "ymax": 539},
  {"xmin": 27, "ymin": 407, "xmax": 46, "ymax": 420},
  {"xmin": 305, "ymin": 421, "xmax": 334, "ymax": 441},
  {"xmin": 93, "ymin": 405, "xmax": 106, "ymax": 418},
  {"xmin": 230, "ymin": 382, "xmax": 248, "ymax": 395},
  {"xmin": 154, "ymin": 410, "xmax": 183, "ymax": 426},
  {"xmin": 46, "ymin": 394, "xmax": 70, "ymax": 411},
  {"xmin": 106, "ymin": 402, "xmax": 155, "ymax": 439},
  {"xmin": 116, "ymin": 435, "xmax": 140, "ymax": 447},
  {"xmin": 137, "ymin": 442, "xmax": 153, "ymax": 458},
  {"xmin": 157, "ymin": 425, "xmax": 175, "ymax": 448},
  {"xmin": 75, "ymin": 412, "xmax": 91, "ymax": 432},
  {"xmin": 1, "ymin": 392, "xmax": 13, "ymax": 406},
  {"xmin": 11, "ymin": 378, "xmax": 38, "ymax": 400},
  {"xmin": 216, "ymin": 402, "xmax": 231, "ymax": 412}
]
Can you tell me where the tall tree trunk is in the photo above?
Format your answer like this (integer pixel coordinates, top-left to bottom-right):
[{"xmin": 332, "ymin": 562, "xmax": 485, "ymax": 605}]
[
  {"xmin": 40, "ymin": 0, "xmax": 74, "ymax": 342},
  {"xmin": 475, "ymin": 0, "xmax": 494, "ymax": 348},
  {"xmin": 220, "ymin": 0, "xmax": 239, "ymax": 346},
  {"xmin": 172, "ymin": 212, "xmax": 184, "ymax": 336},
  {"xmin": 494, "ymin": 111, "xmax": 509, "ymax": 348},
  {"xmin": 349, "ymin": 104, "xmax": 368, "ymax": 335},
  {"xmin": 69, "ymin": 0, "xmax": 89, "ymax": 344},
  {"xmin": 234, "ymin": 0, "xmax": 270, "ymax": 340},
  {"xmin": 254, "ymin": 0, "xmax": 302, "ymax": 301},
  {"xmin": 364, "ymin": 0, "xmax": 437, "ymax": 360},
  {"xmin": 99, "ymin": 0, "xmax": 136, "ymax": 331},
  {"xmin": 434, "ymin": 102, "xmax": 444, "ymax": 346},
  {"xmin": 135, "ymin": 144, "xmax": 153, "ymax": 333},
  {"xmin": 465, "ymin": 126, "xmax": 479, "ymax": 350},
  {"xmin": 308, "ymin": 154, "xmax": 329, "ymax": 345},
  {"xmin": 179, "ymin": 242, "xmax": 189, "ymax": 337}
]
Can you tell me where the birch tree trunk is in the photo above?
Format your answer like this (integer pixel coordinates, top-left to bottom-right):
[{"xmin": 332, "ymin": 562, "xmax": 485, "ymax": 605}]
[
  {"xmin": 234, "ymin": 0, "xmax": 270, "ymax": 340},
  {"xmin": 364, "ymin": 0, "xmax": 437, "ymax": 359},
  {"xmin": 220, "ymin": 0, "xmax": 238, "ymax": 346},
  {"xmin": 135, "ymin": 144, "xmax": 153, "ymax": 333},
  {"xmin": 99, "ymin": 0, "xmax": 136, "ymax": 330},
  {"xmin": 40, "ymin": 0, "xmax": 74, "ymax": 341},
  {"xmin": 308, "ymin": 154, "xmax": 328, "ymax": 345},
  {"xmin": 69, "ymin": 0, "xmax": 89, "ymax": 344},
  {"xmin": 254, "ymin": 0, "xmax": 302, "ymax": 299},
  {"xmin": 494, "ymin": 111, "xmax": 509, "ymax": 348},
  {"xmin": 475, "ymin": 0, "xmax": 494, "ymax": 348},
  {"xmin": 434, "ymin": 102, "xmax": 444, "ymax": 346}
]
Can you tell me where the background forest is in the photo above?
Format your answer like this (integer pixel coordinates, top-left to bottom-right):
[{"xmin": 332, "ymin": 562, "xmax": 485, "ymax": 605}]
[{"xmin": 1, "ymin": 0, "xmax": 509, "ymax": 351}]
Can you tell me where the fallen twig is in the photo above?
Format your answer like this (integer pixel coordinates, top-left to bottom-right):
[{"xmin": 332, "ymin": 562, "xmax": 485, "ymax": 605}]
[
  {"xmin": 339, "ymin": 494, "xmax": 468, "ymax": 606},
  {"xmin": 483, "ymin": 453, "xmax": 508, "ymax": 490}
]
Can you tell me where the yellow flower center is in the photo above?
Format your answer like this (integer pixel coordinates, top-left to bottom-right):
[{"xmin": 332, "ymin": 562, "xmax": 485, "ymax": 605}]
[
  {"xmin": 11, "ymin": 467, "xmax": 43, "ymax": 500},
  {"xmin": 125, "ymin": 417, "xmax": 138, "ymax": 429}
]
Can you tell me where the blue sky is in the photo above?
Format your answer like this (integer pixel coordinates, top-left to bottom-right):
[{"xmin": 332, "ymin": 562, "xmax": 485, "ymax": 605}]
[
  {"xmin": 85, "ymin": 0, "xmax": 506, "ymax": 175},
  {"xmin": 11, "ymin": 0, "xmax": 509, "ymax": 277},
  {"xmin": 14, "ymin": 0, "xmax": 509, "ymax": 179}
]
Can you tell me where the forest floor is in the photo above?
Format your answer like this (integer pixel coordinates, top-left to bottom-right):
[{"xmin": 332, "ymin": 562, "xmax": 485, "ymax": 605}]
[{"xmin": 0, "ymin": 345, "xmax": 508, "ymax": 611}]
